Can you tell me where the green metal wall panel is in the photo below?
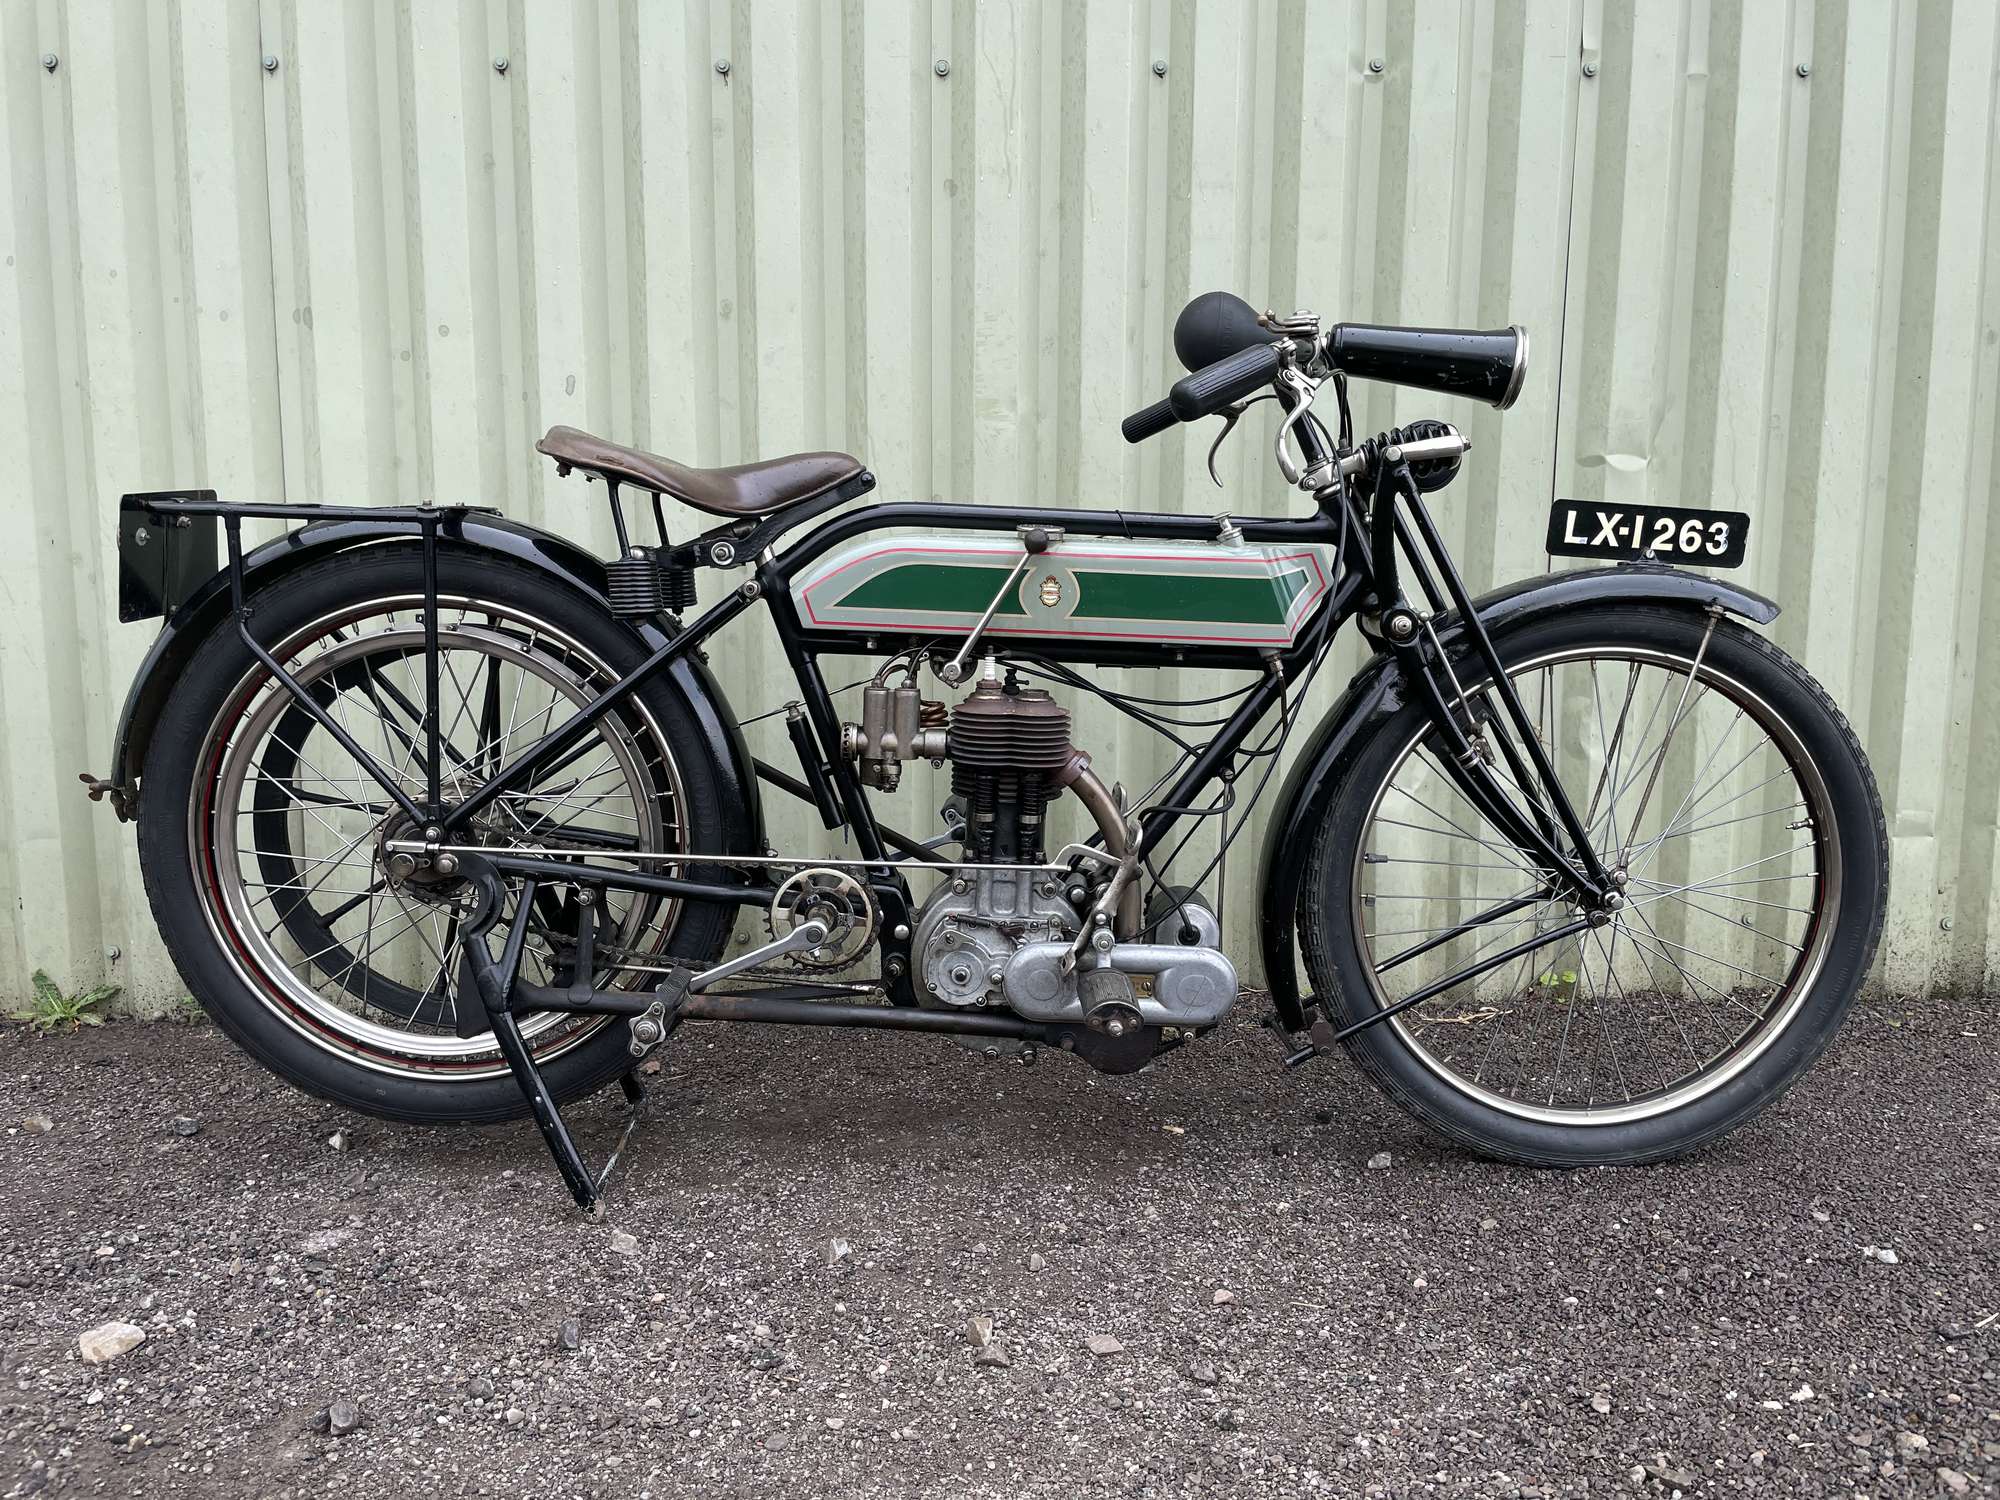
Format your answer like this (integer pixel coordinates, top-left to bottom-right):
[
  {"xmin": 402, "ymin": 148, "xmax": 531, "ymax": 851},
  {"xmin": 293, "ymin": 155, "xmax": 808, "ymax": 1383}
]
[{"xmin": 0, "ymin": 0, "xmax": 1994, "ymax": 1011}]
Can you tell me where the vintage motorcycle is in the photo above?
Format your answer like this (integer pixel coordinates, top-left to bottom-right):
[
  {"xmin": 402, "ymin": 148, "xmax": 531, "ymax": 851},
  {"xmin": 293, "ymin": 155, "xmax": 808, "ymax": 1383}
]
[{"xmin": 93, "ymin": 292, "xmax": 1885, "ymax": 1212}]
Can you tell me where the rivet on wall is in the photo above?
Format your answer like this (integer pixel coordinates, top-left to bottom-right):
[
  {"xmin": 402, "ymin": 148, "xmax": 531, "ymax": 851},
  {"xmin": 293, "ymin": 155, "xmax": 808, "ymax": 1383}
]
[
  {"xmin": 262, "ymin": 54, "xmax": 278, "ymax": 73},
  {"xmin": 1581, "ymin": 59, "xmax": 1598, "ymax": 78},
  {"xmin": 1367, "ymin": 57, "xmax": 1384, "ymax": 75},
  {"xmin": 934, "ymin": 58, "xmax": 950, "ymax": 78},
  {"xmin": 493, "ymin": 56, "xmax": 509, "ymax": 75},
  {"xmin": 41, "ymin": 51, "xmax": 58, "ymax": 72},
  {"xmin": 714, "ymin": 58, "xmax": 730, "ymax": 77},
  {"xmin": 1151, "ymin": 60, "xmax": 1167, "ymax": 78},
  {"xmin": 1796, "ymin": 63, "xmax": 1811, "ymax": 79}
]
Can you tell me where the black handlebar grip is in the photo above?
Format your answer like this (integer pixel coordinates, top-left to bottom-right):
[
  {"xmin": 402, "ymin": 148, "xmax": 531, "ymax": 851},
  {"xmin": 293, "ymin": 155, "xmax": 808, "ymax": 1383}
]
[
  {"xmin": 1168, "ymin": 342, "xmax": 1283, "ymax": 423},
  {"xmin": 1120, "ymin": 397, "xmax": 1179, "ymax": 444}
]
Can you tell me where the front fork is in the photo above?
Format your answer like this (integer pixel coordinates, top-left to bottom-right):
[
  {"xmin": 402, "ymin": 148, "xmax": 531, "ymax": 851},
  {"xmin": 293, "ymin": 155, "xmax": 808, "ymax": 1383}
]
[
  {"xmin": 1280, "ymin": 454, "xmax": 1627, "ymax": 1070},
  {"xmin": 1365, "ymin": 453, "xmax": 1614, "ymax": 911}
]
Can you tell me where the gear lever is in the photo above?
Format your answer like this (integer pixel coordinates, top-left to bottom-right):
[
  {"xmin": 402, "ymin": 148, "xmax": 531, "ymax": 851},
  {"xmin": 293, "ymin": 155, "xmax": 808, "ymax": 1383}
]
[{"xmin": 938, "ymin": 525, "xmax": 1062, "ymax": 685}]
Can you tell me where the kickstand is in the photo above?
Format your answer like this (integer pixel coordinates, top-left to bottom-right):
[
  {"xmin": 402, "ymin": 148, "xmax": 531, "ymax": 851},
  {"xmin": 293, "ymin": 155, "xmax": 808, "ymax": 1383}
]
[{"xmin": 454, "ymin": 861, "xmax": 677, "ymax": 1217}]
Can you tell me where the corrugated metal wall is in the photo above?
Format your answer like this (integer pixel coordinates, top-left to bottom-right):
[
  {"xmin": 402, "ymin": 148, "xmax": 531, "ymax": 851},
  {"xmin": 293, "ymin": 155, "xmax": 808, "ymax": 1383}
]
[{"xmin": 2, "ymin": 0, "xmax": 1995, "ymax": 1012}]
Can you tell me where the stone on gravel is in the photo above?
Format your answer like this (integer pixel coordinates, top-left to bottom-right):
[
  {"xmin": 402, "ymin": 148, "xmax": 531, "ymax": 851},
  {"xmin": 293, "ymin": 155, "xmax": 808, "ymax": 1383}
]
[
  {"xmin": 22, "ymin": 1113, "xmax": 52, "ymax": 1134},
  {"xmin": 77, "ymin": 1321, "xmax": 144, "ymax": 1364},
  {"xmin": 326, "ymin": 1128, "xmax": 351, "ymax": 1152},
  {"xmin": 1864, "ymin": 1244, "xmax": 1900, "ymax": 1264},
  {"xmin": 298, "ymin": 1227, "xmax": 351, "ymax": 1255},
  {"xmin": 967, "ymin": 1315, "xmax": 994, "ymax": 1348},
  {"xmin": 1894, "ymin": 1431, "xmax": 1929, "ymax": 1454},
  {"xmin": 608, "ymin": 1230, "xmax": 639, "ymax": 1256},
  {"xmin": 556, "ymin": 1316, "xmax": 582, "ymax": 1351},
  {"xmin": 1366, "ymin": 1151, "xmax": 1392, "ymax": 1170},
  {"xmin": 1212, "ymin": 1288, "xmax": 1237, "ymax": 1306},
  {"xmin": 465, "ymin": 1376, "xmax": 495, "ymax": 1400},
  {"xmin": 169, "ymin": 1115, "xmax": 200, "ymax": 1137},
  {"xmin": 973, "ymin": 1343, "xmax": 1011, "ymax": 1370},
  {"xmin": 1790, "ymin": 1383, "xmax": 1815, "ymax": 1402},
  {"xmin": 1937, "ymin": 1467, "xmax": 1972, "ymax": 1495},
  {"xmin": 1085, "ymin": 1334, "xmax": 1123, "ymax": 1357},
  {"xmin": 825, "ymin": 1237, "xmax": 852, "ymax": 1267},
  {"xmin": 1589, "ymin": 1392, "xmax": 1612, "ymax": 1414},
  {"xmin": 326, "ymin": 1396, "xmax": 364, "ymax": 1436},
  {"xmin": 1643, "ymin": 1459, "xmax": 1695, "ymax": 1487},
  {"xmin": 504, "ymin": 1407, "xmax": 524, "ymax": 1427},
  {"xmin": 1027, "ymin": 1252, "xmax": 1046, "ymax": 1271},
  {"xmin": 1479, "ymin": 1216, "xmax": 1499, "ymax": 1231},
  {"xmin": 763, "ymin": 1432, "xmax": 789, "ymax": 1451},
  {"xmin": 1189, "ymin": 1360, "xmax": 1218, "ymax": 1385}
]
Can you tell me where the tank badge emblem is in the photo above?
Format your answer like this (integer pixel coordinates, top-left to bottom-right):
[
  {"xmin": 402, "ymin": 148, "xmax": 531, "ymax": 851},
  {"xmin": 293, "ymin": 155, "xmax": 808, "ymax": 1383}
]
[{"xmin": 1038, "ymin": 574, "xmax": 1063, "ymax": 608}]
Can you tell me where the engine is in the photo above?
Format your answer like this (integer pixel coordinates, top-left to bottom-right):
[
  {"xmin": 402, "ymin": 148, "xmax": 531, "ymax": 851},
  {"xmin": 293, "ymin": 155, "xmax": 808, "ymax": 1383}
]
[
  {"xmin": 845, "ymin": 659, "xmax": 1237, "ymax": 1045},
  {"xmin": 946, "ymin": 675, "xmax": 1071, "ymax": 864},
  {"xmin": 917, "ymin": 671, "xmax": 1084, "ymax": 1009}
]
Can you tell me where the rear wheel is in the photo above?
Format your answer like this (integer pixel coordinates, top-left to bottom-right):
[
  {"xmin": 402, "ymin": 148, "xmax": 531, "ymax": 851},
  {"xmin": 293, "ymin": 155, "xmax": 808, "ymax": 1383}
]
[
  {"xmin": 138, "ymin": 548, "xmax": 742, "ymax": 1123},
  {"xmin": 1301, "ymin": 603, "xmax": 1886, "ymax": 1165}
]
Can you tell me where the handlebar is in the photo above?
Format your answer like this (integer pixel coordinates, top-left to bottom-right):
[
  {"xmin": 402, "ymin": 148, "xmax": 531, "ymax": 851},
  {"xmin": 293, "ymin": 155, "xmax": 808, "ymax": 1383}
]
[
  {"xmin": 1118, "ymin": 295, "xmax": 1487, "ymax": 499},
  {"xmin": 1124, "ymin": 293, "xmax": 1527, "ymax": 450},
  {"xmin": 1168, "ymin": 343, "xmax": 1284, "ymax": 422},
  {"xmin": 1120, "ymin": 343, "xmax": 1285, "ymax": 444}
]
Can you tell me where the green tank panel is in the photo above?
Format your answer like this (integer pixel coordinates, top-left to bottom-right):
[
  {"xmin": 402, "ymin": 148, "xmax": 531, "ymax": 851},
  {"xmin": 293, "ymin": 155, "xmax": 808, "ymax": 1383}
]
[{"xmin": 791, "ymin": 534, "xmax": 1334, "ymax": 649}]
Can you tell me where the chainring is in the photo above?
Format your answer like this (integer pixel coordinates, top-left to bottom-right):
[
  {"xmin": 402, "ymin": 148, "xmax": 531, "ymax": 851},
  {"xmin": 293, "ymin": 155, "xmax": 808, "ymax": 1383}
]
[{"xmin": 767, "ymin": 867, "xmax": 878, "ymax": 970}]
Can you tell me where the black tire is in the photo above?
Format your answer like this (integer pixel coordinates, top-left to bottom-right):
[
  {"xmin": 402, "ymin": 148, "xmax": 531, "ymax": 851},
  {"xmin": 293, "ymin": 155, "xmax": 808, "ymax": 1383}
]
[
  {"xmin": 137, "ymin": 547, "xmax": 743, "ymax": 1124},
  {"xmin": 1301, "ymin": 603, "xmax": 1886, "ymax": 1166}
]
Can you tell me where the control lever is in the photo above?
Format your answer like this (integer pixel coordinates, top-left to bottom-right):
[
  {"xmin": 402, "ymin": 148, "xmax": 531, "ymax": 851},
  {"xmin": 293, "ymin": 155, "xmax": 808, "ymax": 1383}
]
[
  {"xmin": 1203, "ymin": 393, "xmax": 1279, "ymax": 487},
  {"xmin": 939, "ymin": 525, "xmax": 1061, "ymax": 685},
  {"xmin": 1271, "ymin": 362, "xmax": 1322, "ymax": 487}
]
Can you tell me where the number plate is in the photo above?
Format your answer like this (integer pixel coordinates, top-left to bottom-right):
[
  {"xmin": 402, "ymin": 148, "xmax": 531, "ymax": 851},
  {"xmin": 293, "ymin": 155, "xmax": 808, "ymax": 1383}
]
[{"xmin": 1545, "ymin": 500, "xmax": 1749, "ymax": 568}]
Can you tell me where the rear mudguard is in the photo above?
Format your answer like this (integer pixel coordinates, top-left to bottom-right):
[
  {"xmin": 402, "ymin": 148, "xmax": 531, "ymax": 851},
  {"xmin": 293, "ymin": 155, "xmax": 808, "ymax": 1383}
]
[
  {"xmin": 105, "ymin": 511, "xmax": 763, "ymax": 853},
  {"xmin": 1256, "ymin": 563, "xmax": 1780, "ymax": 1032}
]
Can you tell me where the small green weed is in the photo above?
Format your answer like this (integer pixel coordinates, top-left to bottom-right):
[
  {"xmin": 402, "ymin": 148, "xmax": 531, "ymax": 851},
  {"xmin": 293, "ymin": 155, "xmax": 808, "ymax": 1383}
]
[
  {"xmin": 1534, "ymin": 966, "xmax": 1579, "ymax": 1001},
  {"xmin": 28, "ymin": 969, "xmax": 119, "ymax": 1033}
]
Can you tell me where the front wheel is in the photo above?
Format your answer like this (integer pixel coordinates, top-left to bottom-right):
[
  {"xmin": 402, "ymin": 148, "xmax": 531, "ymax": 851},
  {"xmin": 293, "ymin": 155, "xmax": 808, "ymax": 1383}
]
[{"xmin": 1301, "ymin": 603, "xmax": 1886, "ymax": 1166}]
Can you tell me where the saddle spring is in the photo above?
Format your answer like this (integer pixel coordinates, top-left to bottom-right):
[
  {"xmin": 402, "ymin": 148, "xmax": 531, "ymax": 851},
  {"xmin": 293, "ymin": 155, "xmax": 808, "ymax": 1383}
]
[{"xmin": 607, "ymin": 550, "xmax": 700, "ymax": 618}]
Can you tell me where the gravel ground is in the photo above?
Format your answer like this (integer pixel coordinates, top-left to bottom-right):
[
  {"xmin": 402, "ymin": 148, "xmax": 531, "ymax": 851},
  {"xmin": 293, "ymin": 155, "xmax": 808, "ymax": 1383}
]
[{"xmin": 0, "ymin": 996, "xmax": 1995, "ymax": 1500}]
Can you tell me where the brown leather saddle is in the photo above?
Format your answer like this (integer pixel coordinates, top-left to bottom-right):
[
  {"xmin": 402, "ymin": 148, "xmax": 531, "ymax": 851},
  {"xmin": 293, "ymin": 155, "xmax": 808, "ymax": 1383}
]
[{"xmin": 536, "ymin": 425, "xmax": 865, "ymax": 519}]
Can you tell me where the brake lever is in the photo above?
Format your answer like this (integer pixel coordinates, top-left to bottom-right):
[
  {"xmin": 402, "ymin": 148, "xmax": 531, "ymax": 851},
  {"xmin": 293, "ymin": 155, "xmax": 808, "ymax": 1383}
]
[
  {"xmin": 1271, "ymin": 365, "xmax": 1321, "ymax": 487},
  {"xmin": 1205, "ymin": 392, "xmax": 1280, "ymax": 488}
]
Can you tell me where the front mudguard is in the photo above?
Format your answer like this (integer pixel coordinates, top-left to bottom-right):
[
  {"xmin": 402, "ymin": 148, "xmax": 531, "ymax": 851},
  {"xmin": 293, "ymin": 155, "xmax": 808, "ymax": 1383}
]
[
  {"xmin": 1256, "ymin": 563, "xmax": 1779, "ymax": 1032},
  {"xmin": 104, "ymin": 511, "xmax": 763, "ymax": 854}
]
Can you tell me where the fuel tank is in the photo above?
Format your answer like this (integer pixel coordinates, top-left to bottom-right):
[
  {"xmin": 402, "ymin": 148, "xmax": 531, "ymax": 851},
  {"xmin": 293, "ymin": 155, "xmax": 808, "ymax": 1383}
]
[{"xmin": 790, "ymin": 533, "xmax": 1334, "ymax": 650}]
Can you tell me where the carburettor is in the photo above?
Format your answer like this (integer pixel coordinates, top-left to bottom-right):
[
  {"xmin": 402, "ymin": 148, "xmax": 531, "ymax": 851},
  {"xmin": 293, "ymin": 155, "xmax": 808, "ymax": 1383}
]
[{"xmin": 840, "ymin": 670, "xmax": 948, "ymax": 790}]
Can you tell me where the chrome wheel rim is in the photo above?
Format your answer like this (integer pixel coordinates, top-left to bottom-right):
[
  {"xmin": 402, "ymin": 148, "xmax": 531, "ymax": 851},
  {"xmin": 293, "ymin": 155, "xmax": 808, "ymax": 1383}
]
[
  {"xmin": 1350, "ymin": 643, "xmax": 1838, "ymax": 1126},
  {"xmin": 191, "ymin": 594, "xmax": 686, "ymax": 1078}
]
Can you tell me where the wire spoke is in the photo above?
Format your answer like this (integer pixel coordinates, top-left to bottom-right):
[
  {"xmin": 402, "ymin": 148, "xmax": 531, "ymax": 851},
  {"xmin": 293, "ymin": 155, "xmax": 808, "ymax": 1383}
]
[
  {"xmin": 200, "ymin": 597, "xmax": 687, "ymax": 1076},
  {"xmin": 1355, "ymin": 643, "xmax": 1825, "ymax": 1123}
]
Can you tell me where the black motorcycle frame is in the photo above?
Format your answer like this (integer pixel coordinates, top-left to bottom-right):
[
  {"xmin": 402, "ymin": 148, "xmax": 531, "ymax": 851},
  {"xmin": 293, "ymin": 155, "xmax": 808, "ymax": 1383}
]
[{"xmin": 117, "ymin": 432, "xmax": 1762, "ymax": 1210}]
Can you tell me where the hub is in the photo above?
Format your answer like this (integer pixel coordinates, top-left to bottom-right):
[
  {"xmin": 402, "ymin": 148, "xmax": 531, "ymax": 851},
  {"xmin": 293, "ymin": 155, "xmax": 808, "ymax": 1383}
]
[{"xmin": 376, "ymin": 814, "xmax": 464, "ymax": 900}]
